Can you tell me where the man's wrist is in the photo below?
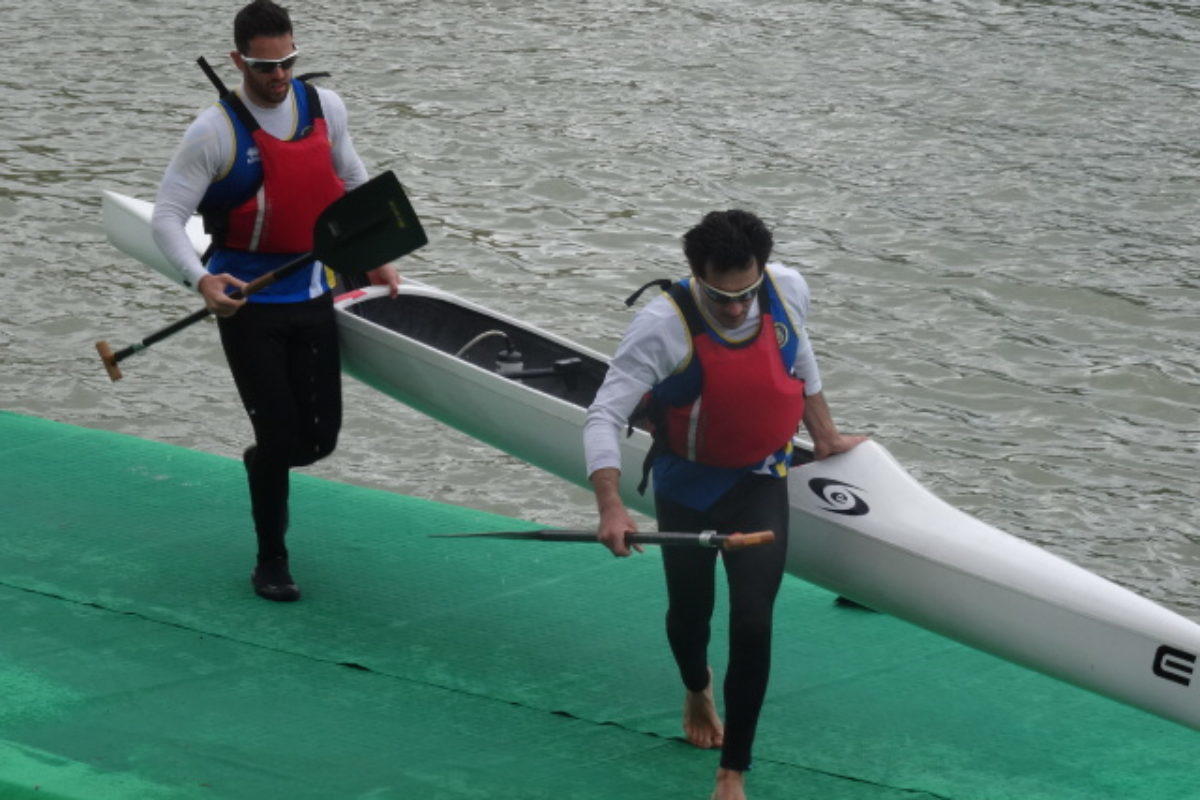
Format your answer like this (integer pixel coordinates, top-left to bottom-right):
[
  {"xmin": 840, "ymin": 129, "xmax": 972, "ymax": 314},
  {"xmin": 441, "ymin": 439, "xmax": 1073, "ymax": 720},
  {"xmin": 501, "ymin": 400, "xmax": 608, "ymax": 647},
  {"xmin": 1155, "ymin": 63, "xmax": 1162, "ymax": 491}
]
[{"xmin": 590, "ymin": 468, "xmax": 624, "ymax": 510}]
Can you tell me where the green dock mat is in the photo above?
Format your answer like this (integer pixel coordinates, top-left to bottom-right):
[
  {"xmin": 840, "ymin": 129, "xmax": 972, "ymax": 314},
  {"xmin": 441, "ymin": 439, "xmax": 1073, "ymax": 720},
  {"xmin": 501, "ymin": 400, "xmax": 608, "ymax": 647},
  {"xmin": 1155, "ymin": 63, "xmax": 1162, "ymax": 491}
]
[{"xmin": 0, "ymin": 411, "xmax": 1195, "ymax": 799}]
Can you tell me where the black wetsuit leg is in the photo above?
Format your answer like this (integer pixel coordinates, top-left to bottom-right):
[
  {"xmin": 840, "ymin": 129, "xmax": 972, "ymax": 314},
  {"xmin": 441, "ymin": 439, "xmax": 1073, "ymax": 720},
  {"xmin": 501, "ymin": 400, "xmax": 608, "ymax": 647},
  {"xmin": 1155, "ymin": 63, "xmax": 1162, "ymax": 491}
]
[
  {"xmin": 217, "ymin": 293, "xmax": 342, "ymax": 561},
  {"xmin": 655, "ymin": 474, "xmax": 790, "ymax": 773}
]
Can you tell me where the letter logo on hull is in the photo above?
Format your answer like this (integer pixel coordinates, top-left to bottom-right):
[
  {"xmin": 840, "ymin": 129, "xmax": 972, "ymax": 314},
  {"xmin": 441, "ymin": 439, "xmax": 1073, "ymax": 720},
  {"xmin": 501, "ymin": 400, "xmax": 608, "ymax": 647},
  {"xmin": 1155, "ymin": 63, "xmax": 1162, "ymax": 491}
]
[
  {"xmin": 809, "ymin": 479, "xmax": 869, "ymax": 516},
  {"xmin": 1153, "ymin": 645, "xmax": 1196, "ymax": 687}
]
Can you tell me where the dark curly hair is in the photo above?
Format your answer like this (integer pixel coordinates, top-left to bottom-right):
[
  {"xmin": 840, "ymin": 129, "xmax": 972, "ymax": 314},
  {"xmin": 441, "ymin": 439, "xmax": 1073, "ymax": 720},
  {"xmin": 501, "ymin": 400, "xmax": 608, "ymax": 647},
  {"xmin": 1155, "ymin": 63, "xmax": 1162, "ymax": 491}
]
[
  {"xmin": 234, "ymin": 0, "xmax": 293, "ymax": 53},
  {"xmin": 682, "ymin": 209, "xmax": 773, "ymax": 278}
]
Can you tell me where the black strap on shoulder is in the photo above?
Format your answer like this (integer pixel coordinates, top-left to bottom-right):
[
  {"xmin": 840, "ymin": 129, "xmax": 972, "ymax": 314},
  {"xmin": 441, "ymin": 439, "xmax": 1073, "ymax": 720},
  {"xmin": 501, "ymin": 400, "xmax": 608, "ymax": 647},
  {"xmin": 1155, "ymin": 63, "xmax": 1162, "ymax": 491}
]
[
  {"xmin": 621, "ymin": 279, "xmax": 704, "ymax": 496},
  {"xmin": 197, "ymin": 57, "xmax": 331, "ymax": 96},
  {"xmin": 629, "ymin": 393, "xmax": 667, "ymax": 496},
  {"xmin": 194, "ymin": 57, "xmax": 332, "ymax": 243},
  {"xmin": 197, "ymin": 56, "xmax": 231, "ymax": 98},
  {"xmin": 224, "ymin": 93, "xmax": 261, "ymax": 133},
  {"xmin": 196, "ymin": 57, "xmax": 326, "ymax": 128},
  {"xmin": 664, "ymin": 281, "xmax": 705, "ymax": 340},
  {"xmin": 303, "ymin": 81, "xmax": 325, "ymax": 119},
  {"xmin": 624, "ymin": 279, "xmax": 672, "ymax": 307},
  {"xmin": 221, "ymin": 80, "xmax": 325, "ymax": 134},
  {"xmin": 196, "ymin": 56, "xmax": 259, "ymax": 133},
  {"xmin": 623, "ymin": 278, "xmax": 704, "ymax": 339}
]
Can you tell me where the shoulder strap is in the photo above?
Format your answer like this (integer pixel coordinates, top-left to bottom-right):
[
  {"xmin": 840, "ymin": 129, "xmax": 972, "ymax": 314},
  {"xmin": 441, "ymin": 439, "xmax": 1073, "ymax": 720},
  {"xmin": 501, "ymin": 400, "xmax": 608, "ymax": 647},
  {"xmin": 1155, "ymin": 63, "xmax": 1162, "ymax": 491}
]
[
  {"xmin": 621, "ymin": 279, "xmax": 704, "ymax": 495},
  {"xmin": 624, "ymin": 278, "xmax": 671, "ymax": 307},
  {"xmin": 196, "ymin": 56, "xmax": 260, "ymax": 133},
  {"xmin": 303, "ymin": 81, "xmax": 325, "ymax": 120},
  {"xmin": 222, "ymin": 93, "xmax": 261, "ymax": 134},
  {"xmin": 665, "ymin": 281, "xmax": 705, "ymax": 340},
  {"xmin": 198, "ymin": 56, "xmax": 332, "ymax": 95},
  {"xmin": 623, "ymin": 278, "xmax": 704, "ymax": 338},
  {"xmin": 196, "ymin": 58, "xmax": 326, "ymax": 131},
  {"xmin": 197, "ymin": 56, "xmax": 231, "ymax": 98},
  {"xmin": 628, "ymin": 391, "xmax": 667, "ymax": 496}
]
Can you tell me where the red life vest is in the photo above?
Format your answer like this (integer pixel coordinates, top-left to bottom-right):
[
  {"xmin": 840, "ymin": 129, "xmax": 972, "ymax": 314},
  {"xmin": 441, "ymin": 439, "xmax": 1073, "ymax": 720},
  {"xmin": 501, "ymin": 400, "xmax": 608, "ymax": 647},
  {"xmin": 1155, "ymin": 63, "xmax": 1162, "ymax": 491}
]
[
  {"xmin": 209, "ymin": 83, "xmax": 345, "ymax": 254},
  {"xmin": 224, "ymin": 120, "xmax": 344, "ymax": 252},
  {"xmin": 652, "ymin": 279, "xmax": 806, "ymax": 469}
]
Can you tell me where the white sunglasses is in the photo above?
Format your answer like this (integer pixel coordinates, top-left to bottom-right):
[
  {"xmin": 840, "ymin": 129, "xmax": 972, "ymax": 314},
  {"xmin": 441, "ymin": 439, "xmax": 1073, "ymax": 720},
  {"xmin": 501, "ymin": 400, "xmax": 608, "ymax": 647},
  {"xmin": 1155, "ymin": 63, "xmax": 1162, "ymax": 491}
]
[
  {"xmin": 696, "ymin": 273, "xmax": 764, "ymax": 305},
  {"xmin": 241, "ymin": 47, "xmax": 300, "ymax": 73}
]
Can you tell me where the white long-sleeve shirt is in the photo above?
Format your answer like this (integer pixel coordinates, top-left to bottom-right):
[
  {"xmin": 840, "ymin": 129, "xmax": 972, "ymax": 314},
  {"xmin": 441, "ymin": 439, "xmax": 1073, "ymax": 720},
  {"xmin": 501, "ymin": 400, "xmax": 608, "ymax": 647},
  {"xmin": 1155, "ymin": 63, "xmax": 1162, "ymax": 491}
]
[
  {"xmin": 583, "ymin": 263, "xmax": 823, "ymax": 478},
  {"xmin": 150, "ymin": 83, "xmax": 369, "ymax": 289}
]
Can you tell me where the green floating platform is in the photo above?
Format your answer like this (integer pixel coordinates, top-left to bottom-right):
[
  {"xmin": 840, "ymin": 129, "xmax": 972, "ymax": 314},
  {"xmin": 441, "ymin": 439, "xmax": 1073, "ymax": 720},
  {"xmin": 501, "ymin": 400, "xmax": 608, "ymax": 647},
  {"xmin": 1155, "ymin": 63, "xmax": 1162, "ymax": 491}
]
[{"xmin": 0, "ymin": 411, "xmax": 1195, "ymax": 799}]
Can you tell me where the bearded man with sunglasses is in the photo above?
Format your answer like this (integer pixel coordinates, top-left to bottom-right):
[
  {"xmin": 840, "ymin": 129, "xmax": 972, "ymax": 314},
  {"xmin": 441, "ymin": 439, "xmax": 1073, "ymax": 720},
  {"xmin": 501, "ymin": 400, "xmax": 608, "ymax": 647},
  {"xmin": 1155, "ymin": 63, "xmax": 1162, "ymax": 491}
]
[
  {"xmin": 151, "ymin": 0, "xmax": 398, "ymax": 602},
  {"xmin": 584, "ymin": 210, "xmax": 864, "ymax": 800}
]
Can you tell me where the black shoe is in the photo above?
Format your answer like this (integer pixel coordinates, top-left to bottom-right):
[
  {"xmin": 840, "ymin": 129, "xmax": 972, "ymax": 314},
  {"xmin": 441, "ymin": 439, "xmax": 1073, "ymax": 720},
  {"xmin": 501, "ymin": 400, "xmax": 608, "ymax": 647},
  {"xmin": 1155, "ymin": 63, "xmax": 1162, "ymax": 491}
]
[{"xmin": 251, "ymin": 557, "xmax": 301, "ymax": 602}]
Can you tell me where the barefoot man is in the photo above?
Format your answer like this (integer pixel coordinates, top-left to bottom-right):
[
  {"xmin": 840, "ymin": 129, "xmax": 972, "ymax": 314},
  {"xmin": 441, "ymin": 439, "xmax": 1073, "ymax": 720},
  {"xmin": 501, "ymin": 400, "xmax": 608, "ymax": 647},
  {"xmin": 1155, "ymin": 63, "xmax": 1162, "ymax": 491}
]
[{"xmin": 584, "ymin": 210, "xmax": 864, "ymax": 799}]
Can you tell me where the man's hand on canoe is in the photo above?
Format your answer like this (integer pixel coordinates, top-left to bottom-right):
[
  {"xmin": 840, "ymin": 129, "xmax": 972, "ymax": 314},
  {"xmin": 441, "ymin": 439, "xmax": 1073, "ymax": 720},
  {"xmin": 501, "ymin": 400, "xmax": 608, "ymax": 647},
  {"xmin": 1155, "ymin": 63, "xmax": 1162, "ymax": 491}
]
[
  {"xmin": 367, "ymin": 263, "xmax": 402, "ymax": 298},
  {"xmin": 813, "ymin": 433, "xmax": 868, "ymax": 461}
]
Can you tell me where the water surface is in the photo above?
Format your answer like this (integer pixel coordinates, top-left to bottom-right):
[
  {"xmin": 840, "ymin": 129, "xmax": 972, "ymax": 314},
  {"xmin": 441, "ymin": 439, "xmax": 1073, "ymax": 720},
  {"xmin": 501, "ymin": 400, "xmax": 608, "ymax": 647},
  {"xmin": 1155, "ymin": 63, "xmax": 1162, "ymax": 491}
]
[{"xmin": 1, "ymin": 0, "xmax": 1196, "ymax": 612}]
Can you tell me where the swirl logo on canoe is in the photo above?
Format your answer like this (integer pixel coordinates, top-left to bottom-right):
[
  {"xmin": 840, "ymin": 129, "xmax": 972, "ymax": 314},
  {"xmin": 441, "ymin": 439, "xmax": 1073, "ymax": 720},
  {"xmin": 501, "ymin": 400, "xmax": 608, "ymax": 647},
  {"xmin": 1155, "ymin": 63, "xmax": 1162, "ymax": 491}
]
[{"xmin": 808, "ymin": 478, "xmax": 869, "ymax": 516}]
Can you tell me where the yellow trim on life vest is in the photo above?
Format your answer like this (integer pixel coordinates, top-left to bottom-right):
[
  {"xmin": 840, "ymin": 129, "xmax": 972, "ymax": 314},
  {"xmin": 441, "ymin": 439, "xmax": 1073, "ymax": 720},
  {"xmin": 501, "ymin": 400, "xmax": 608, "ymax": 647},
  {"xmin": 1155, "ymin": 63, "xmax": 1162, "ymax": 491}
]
[
  {"xmin": 285, "ymin": 86, "xmax": 300, "ymax": 139},
  {"xmin": 770, "ymin": 440, "xmax": 794, "ymax": 477},
  {"xmin": 764, "ymin": 268, "xmax": 800, "ymax": 346},
  {"xmin": 214, "ymin": 102, "xmax": 237, "ymax": 182},
  {"xmin": 662, "ymin": 291, "xmax": 695, "ymax": 376}
]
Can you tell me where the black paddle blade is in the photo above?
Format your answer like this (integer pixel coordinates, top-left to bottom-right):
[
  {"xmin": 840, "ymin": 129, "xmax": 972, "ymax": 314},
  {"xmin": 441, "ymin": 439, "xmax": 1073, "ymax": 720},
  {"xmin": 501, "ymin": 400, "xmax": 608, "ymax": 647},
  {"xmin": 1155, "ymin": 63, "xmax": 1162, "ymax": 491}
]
[{"xmin": 312, "ymin": 171, "xmax": 428, "ymax": 274}]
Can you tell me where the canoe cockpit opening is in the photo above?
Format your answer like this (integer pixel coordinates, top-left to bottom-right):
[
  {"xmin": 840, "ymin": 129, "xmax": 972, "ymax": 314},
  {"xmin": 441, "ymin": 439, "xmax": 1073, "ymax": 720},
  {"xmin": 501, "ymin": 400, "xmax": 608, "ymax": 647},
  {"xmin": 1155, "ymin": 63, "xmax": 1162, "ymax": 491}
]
[
  {"xmin": 344, "ymin": 293, "xmax": 611, "ymax": 409},
  {"xmin": 455, "ymin": 329, "xmax": 584, "ymax": 389},
  {"xmin": 455, "ymin": 329, "xmax": 516, "ymax": 360}
]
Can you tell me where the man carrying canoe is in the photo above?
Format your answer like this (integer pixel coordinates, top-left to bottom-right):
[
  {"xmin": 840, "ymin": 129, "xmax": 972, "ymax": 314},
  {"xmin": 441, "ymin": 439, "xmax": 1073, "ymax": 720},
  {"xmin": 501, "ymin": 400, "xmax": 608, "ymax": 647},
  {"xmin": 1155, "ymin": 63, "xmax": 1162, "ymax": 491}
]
[
  {"xmin": 151, "ymin": 0, "xmax": 398, "ymax": 601},
  {"xmin": 584, "ymin": 210, "xmax": 864, "ymax": 800}
]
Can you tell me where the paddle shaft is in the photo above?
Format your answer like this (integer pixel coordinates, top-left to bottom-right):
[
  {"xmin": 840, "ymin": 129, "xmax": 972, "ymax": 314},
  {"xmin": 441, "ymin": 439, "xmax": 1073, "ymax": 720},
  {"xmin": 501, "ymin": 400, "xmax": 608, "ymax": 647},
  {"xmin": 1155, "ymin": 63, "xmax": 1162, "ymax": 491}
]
[
  {"xmin": 434, "ymin": 529, "xmax": 775, "ymax": 550},
  {"xmin": 99, "ymin": 251, "xmax": 314, "ymax": 368},
  {"xmin": 96, "ymin": 171, "xmax": 426, "ymax": 382}
]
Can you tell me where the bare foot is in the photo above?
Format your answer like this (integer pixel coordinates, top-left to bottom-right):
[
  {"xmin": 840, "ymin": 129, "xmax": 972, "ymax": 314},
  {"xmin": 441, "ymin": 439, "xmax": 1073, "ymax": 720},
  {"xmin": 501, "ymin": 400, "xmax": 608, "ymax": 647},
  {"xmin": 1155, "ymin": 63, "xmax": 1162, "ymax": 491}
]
[
  {"xmin": 683, "ymin": 667, "xmax": 724, "ymax": 749},
  {"xmin": 710, "ymin": 768, "xmax": 746, "ymax": 800}
]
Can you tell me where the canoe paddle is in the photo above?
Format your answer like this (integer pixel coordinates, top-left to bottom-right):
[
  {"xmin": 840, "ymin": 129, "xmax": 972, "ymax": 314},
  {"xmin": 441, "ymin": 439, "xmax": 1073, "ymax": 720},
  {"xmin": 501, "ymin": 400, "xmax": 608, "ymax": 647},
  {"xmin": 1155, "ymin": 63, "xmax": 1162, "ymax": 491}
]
[
  {"xmin": 431, "ymin": 529, "xmax": 776, "ymax": 550},
  {"xmin": 95, "ymin": 171, "xmax": 427, "ymax": 381}
]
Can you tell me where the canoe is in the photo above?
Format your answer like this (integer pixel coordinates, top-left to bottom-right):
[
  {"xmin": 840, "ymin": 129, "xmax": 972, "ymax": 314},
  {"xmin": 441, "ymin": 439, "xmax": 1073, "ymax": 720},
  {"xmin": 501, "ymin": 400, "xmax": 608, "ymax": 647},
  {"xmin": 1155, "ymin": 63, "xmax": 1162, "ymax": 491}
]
[{"xmin": 102, "ymin": 189, "xmax": 1200, "ymax": 732}]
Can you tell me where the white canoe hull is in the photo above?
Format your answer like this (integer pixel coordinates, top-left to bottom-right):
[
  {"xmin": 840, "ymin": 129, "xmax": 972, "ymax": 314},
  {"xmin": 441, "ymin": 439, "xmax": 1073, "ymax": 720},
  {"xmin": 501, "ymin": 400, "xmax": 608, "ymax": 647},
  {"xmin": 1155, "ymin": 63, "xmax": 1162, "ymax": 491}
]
[{"xmin": 102, "ymin": 189, "xmax": 1200, "ymax": 731}]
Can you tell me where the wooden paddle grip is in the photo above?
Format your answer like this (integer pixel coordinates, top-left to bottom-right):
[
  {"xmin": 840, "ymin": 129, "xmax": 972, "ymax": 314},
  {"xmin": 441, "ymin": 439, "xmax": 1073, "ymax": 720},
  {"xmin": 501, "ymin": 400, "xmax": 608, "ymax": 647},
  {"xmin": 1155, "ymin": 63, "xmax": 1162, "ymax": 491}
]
[
  {"xmin": 722, "ymin": 530, "xmax": 775, "ymax": 549},
  {"xmin": 95, "ymin": 341, "xmax": 123, "ymax": 382}
]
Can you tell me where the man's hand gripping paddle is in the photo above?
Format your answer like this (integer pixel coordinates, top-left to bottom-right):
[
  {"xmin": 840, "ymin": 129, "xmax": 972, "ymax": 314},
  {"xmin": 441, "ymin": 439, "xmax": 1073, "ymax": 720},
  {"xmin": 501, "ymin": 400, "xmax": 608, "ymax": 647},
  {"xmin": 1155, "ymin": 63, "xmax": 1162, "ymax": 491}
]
[{"xmin": 95, "ymin": 171, "xmax": 426, "ymax": 381}]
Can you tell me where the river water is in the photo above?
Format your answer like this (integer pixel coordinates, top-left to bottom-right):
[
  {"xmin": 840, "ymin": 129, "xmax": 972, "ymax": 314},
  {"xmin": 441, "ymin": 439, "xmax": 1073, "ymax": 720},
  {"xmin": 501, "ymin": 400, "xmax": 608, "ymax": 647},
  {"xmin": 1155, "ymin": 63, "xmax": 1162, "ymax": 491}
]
[{"xmin": 1, "ymin": 1, "xmax": 1196, "ymax": 613}]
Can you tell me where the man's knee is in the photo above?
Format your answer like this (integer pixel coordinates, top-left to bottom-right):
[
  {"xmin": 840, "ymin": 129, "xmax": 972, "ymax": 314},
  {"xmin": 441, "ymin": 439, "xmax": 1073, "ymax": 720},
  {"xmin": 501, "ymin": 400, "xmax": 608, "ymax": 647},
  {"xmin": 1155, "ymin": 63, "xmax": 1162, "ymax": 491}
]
[
  {"xmin": 290, "ymin": 432, "xmax": 337, "ymax": 468},
  {"xmin": 729, "ymin": 601, "xmax": 775, "ymax": 649}
]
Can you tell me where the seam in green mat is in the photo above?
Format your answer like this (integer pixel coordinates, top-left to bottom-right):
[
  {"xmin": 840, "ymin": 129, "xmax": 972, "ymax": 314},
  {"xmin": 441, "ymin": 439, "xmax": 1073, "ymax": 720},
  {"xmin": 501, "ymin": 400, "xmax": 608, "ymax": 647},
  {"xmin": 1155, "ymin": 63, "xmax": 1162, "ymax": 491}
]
[
  {"xmin": 542, "ymin": 706, "xmax": 955, "ymax": 800},
  {"xmin": 753, "ymin": 758, "xmax": 953, "ymax": 800},
  {"xmin": 3, "ymin": 578, "xmax": 955, "ymax": 799}
]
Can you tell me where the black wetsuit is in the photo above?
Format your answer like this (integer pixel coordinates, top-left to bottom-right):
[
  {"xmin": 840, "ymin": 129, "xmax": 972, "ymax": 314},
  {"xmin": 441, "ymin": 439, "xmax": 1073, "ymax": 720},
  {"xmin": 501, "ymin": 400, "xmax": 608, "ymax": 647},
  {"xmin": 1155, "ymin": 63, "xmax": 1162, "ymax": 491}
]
[
  {"xmin": 655, "ymin": 474, "xmax": 790, "ymax": 773},
  {"xmin": 217, "ymin": 294, "xmax": 341, "ymax": 561}
]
